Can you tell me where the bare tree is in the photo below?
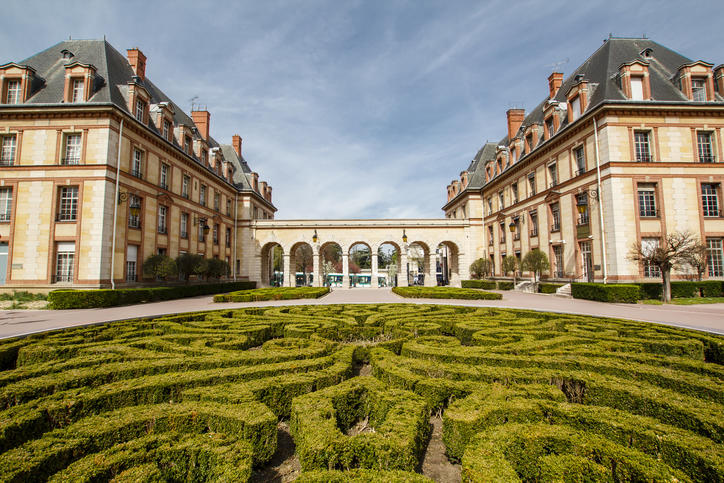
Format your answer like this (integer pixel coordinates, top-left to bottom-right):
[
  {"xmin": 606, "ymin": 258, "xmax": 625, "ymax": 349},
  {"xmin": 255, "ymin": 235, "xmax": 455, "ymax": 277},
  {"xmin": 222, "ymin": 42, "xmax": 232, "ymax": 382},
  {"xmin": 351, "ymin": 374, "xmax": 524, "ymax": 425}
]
[
  {"xmin": 681, "ymin": 240, "xmax": 708, "ymax": 281},
  {"xmin": 628, "ymin": 231, "xmax": 696, "ymax": 302}
]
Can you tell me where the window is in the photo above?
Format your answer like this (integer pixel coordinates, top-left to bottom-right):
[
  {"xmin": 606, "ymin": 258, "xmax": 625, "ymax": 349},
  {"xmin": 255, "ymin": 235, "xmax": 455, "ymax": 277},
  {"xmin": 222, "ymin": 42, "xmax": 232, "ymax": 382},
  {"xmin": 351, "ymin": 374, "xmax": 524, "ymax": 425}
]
[
  {"xmin": 488, "ymin": 226, "xmax": 494, "ymax": 246},
  {"xmin": 702, "ymin": 183, "xmax": 720, "ymax": 217},
  {"xmin": 498, "ymin": 191, "xmax": 504, "ymax": 210},
  {"xmin": 226, "ymin": 227, "xmax": 231, "ymax": 247},
  {"xmin": 553, "ymin": 245, "xmax": 564, "ymax": 278},
  {"xmin": 570, "ymin": 96, "xmax": 581, "ymax": 121},
  {"xmin": 545, "ymin": 117, "xmax": 554, "ymax": 139},
  {"xmin": 0, "ymin": 188, "xmax": 12, "ymax": 222},
  {"xmin": 184, "ymin": 136, "xmax": 192, "ymax": 155},
  {"xmin": 131, "ymin": 149, "xmax": 143, "ymax": 178},
  {"xmin": 576, "ymin": 193, "xmax": 589, "ymax": 225},
  {"xmin": 200, "ymin": 185, "xmax": 206, "ymax": 206},
  {"xmin": 641, "ymin": 238, "xmax": 661, "ymax": 278},
  {"xmin": 550, "ymin": 203, "xmax": 560, "ymax": 232},
  {"xmin": 529, "ymin": 211, "xmax": 538, "ymax": 237},
  {"xmin": 180, "ymin": 213, "xmax": 188, "ymax": 238},
  {"xmin": 5, "ymin": 80, "xmax": 21, "ymax": 104},
  {"xmin": 182, "ymin": 175, "xmax": 190, "ymax": 198},
  {"xmin": 574, "ymin": 146, "xmax": 586, "ymax": 175},
  {"xmin": 213, "ymin": 224, "xmax": 219, "ymax": 245},
  {"xmin": 55, "ymin": 242, "xmax": 75, "ymax": 282},
  {"xmin": 630, "ymin": 76, "xmax": 644, "ymax": 100},
  {"xmin": 71, "ymin": 79, "xmax": 84, "ymax": 103},
  {"xmin": 487, "ymin": 197, "xmax": 493, "ymax": 215},
  {"xmin": 0, "ymin": 135, "xmax": 17, "ymax": 166},
  {"xmin": 637, "ymin": 184, "xmax": 657, "ymax": 217},
  {"xmin": 201, "ymin": 150, "xmax": 208, "ymax": 165},
  {"xmin": 707, "ymin": 239, "xmax": 723, "ymax": 277},
  {"xmin": 697, "ymin": 132, "xmax": 715, "ymax": 163},
  {"xmin": 226, "ymin": 199, "xmax": 232, "ymax": 216},
  {"xmin": 158, "ymin": 205, "xmax": 167, "ymax": 234},
  {"xmin": 525, "ymin": 133, "xmax": 533, "ymax": 153},
  {"xmin": 126, "ymin": 245, "xmax": 138, "ymax": 282},
  {"xmin": 511, "ymin": 148, "xmax": 518, "ymax": 164},
  {"xmin": 580, "ymin": 241, "xmax": 592, "ymax": 280},
  {"xmin": 128, "ymin": 195, "xmax": 141, "ymax": 228},
  {"xmin": 214, "ymin": 192, "xmax": 220, "ymax": 211},
  {"xmin": 692, "ymin": 78, "xmax": 706, "ymax": 102},
  {"xmin": 160, "ymin": 163, "xmax": 169, "ymax": 190},
  {"xmin": 548, "ymin": 162, "xmax": 558, "ymax": 187},
  {"xmin": 162, "ymin": 120, "xmax": 171, "ymax": 141},
  {"xmin": 634, "ymin": 131, "xmax": 652, "ymax": 162},
  {"xmin": 511, "ymin": 183, "xmax": 518, "ymax": 204},
  {"xmin": 499, "ymin": 222, "xmax": 506, "ymax": 244},
  {"xmin": 198, "ymin": 219, "xmax": 206, "ymax": 241},
  {"xmin": 57, "ymin": 186, "xmax": 79, "ymax": 221},
  {"xmin": 528, "ymin": 173, "xmax": 536, "ymax": 196},
  {"xmin": 62, "ymin": 134, "xmax": 82, "ymax": 165},
  {"xmin": 135, "ymin": 99, "xmax": 145, "ymax": 122}
]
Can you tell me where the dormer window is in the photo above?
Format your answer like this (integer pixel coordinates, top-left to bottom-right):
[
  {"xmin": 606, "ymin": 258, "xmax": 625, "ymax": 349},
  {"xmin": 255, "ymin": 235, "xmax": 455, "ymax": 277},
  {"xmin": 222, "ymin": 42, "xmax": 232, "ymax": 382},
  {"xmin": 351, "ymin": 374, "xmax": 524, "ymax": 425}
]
[
  {"xmin": 511, "ymin": 147, "xmax": 518, "ymax": 164},
  {"xmin": 630, "ymin": 76, "xmax": 644, "ymax": 100},
  {"xmin": 692, "ymin": 78, "xmax": 707, "ymax": 101},
  {"xmin": 135, "ymin": 99, "xmax": 146, "ymax": 122},
  {"xmin": 201, "ymin": 150, "xmax": 208, "ymax": 165},
  {"xmin": 570, "ymin": 96, "xmax": 581, "ymax": 121},
  {"xmin": 5, "ymin": 80, "xmax": 21, "ymax": 104},
  {"xmin": 525, "ymin": 133, "xmax": 534, "ymax": 154},
  {"xmin": 162, "ymin": 119, "xmax": 171, "ymax": 141},
  {"xmin": 184, "ymin": 136, "xmax": 192, "ymax": 155},
  {"xmin": 61, "ymin": 49, "xmax": 74, "ymax": 60},
  {"xmin": 545, "ymin": 117, "xmax": 554, "ymax": 139},
  {"xmin": 71, "ymin": 79, "xmax": 84, "ymax": 103}
]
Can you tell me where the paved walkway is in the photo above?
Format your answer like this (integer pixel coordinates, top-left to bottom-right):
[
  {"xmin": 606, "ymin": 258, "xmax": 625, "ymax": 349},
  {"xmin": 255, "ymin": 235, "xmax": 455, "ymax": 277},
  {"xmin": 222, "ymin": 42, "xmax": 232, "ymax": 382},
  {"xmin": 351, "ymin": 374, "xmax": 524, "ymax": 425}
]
[{"xmin": 1, "ymin": 288, "xmax": 723, "ymax": 339}]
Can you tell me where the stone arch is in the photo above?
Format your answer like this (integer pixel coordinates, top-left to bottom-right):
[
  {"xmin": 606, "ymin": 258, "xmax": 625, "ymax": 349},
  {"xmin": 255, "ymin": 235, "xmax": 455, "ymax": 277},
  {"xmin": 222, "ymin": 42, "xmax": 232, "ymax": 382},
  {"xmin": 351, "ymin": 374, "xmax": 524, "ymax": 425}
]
[
  {"xmin": 319, "ymin": 241, "xmax": 343, "ymax": 287},
  {"xmin": 289, "ymin": 241, "xmax": 314, "ymax": 287},
  {"xmin": 260, "ymin": 241, "xmax": 284, "ymax": 287},
  {"xmin": 435, "ymin": 240, "xmax": 461, "ymax": 286},
  {"xmin": 376, "ymin": 241, "xmax": 402, "ymax": 288},
  {"xmin": 408, "ymin": 241, "xmax": 431, "ymax": 286},
  {"xmin": 348, "ymin": 241, "xmax": 372, "ymax": 288}
]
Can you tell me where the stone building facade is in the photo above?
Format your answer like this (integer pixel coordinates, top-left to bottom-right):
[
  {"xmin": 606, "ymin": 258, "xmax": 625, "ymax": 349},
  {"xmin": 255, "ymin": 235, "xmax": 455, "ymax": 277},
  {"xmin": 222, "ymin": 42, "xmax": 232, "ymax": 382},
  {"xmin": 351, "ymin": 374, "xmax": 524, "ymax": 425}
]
[
  {"xmin": 445, "ymin": 37, "xmax": 724, "ymax": 283},
  {"xmin": 0, "ymin": 40, "xmax": 275, "ymax": 289}
]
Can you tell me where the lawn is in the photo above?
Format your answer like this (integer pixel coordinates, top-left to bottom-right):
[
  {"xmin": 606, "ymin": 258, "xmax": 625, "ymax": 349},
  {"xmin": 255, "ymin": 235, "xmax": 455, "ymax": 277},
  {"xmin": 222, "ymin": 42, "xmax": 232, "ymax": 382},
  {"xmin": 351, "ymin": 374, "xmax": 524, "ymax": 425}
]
[
  {"xmin": 0, "ymin": 304, "xmax": 721, "ymax": 481},
  {"xmin": 639, "ymin": 297, "xmax": 724, "ymax": 305}
]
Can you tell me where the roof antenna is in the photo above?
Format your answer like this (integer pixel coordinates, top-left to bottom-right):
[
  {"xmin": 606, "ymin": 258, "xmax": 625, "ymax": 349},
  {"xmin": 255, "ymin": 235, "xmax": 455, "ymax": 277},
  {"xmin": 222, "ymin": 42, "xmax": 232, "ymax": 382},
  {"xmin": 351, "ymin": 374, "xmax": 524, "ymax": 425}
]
[
  {"xmin": 189, "ymin": 96, "xmax": 199, "ymax": 112},
  {"xmin": 546, "ymin": 58, "xmax": 569, "ymax": 71}
]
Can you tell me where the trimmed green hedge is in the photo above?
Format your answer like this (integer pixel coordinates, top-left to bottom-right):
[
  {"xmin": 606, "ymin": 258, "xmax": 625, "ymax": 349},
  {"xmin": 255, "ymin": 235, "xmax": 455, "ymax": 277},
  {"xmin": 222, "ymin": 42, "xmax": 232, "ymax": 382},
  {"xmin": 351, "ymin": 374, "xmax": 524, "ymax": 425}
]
[
  {"xmin": 296, "ymin": 469, "xmax": 432, "ymax": 482},
  {"xmin": 538, "ymin": 283, "xmax": 563, "ymax": 294},
  {"xmin": 392, "ymin": 287, "xmax": 502, "ymax": 300},
  {"xmin": 638, "ymin": 281, "xmax": 724, "ymax": 300},
  {"xmin": 461, "ymin": 280, "xmax": 497, "ymax": 290},
  {"xmin": 47, "ymin": 281, "xmax": 256, "ymax": 309},
  {"xmin": 496, "ymin": 281, "xmax": 514, "ymax": 290},
  {"xmin": 213, "ymin": 287, "xmax": 329, "ymax": 302},
  {"xmin": 570, "ymin": 283, "xmax": 640, "ymax": 303}
]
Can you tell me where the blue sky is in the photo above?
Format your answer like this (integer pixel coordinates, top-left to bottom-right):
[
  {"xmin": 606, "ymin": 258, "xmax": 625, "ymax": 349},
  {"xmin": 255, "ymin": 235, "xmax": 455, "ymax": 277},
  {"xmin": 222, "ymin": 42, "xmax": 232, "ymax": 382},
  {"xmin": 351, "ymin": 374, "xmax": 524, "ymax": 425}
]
[{"xmin": 2, "ymin": 0, "xmax": 723, "ymax": 219}]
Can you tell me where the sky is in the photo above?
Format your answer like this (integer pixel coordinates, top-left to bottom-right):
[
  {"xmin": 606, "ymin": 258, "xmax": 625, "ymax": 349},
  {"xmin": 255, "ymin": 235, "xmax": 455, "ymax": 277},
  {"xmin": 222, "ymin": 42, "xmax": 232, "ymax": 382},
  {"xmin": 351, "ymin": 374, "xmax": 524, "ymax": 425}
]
[{"xmin": 2, "ymin": 0, "xmax": 723, "ymax": 219}]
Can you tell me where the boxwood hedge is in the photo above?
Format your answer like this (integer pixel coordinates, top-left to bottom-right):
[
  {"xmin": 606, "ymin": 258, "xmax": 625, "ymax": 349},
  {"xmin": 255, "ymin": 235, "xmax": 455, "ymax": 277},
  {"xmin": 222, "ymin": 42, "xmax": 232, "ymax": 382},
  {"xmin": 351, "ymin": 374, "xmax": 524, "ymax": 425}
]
[
  {"xmin": 570, "ymin": 282, "xmax": 640, "ymax": 303},
  {"xmin": 214, "ymin": 287, "xmax": 329, "ymax": 302},
  {"xmin": 392, "ymin": 287, "xmax": 502, "ymax": 300}
]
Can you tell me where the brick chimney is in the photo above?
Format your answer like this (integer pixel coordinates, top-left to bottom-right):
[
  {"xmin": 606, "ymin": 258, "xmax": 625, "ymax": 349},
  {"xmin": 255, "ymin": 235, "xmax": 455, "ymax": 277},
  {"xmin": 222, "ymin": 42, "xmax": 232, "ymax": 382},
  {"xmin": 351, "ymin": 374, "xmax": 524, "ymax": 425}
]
[
  {"xmin": 266, "ymin": 185, "xmax": 272, "ymax": 203},
  {"xmin": 232, "ymin": 134, "xmax": 242, "ymax": 157},
  {"xmin": 715, "ymin": 65, "xmax": 724, "ymax": 97},
  {"xmin": 126, "ymin": 48, "xmax": 147, "ymax": 80},
  {"xmin": 507, "ymin": 109, "xmax": 525, "ymax": 140},
  {"xmin": 191, "ymin": 110, "xmax": 210, "ymax": 140},
  {"xmin": 548, "ymin": 72, "xmax": 564, "ymax": 99},
  {"xmin": 261, "ymin": 181, "xmax": 268, "ymax": 199},
  {"xmin": 251, "ymin": 172, "xmax": 259, "ymax": 191}
]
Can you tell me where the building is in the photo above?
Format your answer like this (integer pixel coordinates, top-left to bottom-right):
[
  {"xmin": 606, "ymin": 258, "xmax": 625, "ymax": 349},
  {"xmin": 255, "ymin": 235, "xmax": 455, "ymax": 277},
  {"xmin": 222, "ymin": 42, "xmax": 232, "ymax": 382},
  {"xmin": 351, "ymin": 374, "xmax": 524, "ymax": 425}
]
[
  {"xmin": 0, "ymin": 39, "xmax": 275, "ymax": 289},
  {"xmin": 444, "ymin": 37, "xmax": 724, "ymax": 283}
]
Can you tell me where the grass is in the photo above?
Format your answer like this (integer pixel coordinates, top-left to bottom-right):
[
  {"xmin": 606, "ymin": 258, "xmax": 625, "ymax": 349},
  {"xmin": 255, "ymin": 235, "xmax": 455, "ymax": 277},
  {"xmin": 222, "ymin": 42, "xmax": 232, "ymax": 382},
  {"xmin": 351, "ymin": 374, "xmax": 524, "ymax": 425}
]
[
  {"xmin": 0, "ymin": 291, "xmax": 48, "ymax": 309},
  {"xmin": 638, "ymin": 297, "xmax": 724, "ymax": 305}
]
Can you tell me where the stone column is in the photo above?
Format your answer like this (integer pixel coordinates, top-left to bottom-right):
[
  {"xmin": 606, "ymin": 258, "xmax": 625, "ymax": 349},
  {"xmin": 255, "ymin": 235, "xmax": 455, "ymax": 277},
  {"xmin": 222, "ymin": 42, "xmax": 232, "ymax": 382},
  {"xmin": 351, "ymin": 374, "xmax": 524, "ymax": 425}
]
[
  {"xmin": 371, "ymin": 252, "xmax": 379, "ymax": 288},
  {"xmin": 425, "ymin": 252, "xmax": 436, "ymax": 286},
  {"xmin": 312, "ymin": 251, "xmax": 320, "ymax": 287},
  {"xmin": 399, "ymin": 251, "xmax": 409, "ymax": 287},
  {"xmin": 283, "ymin": 254, "xmax": 292, "ymax": 287},
  {"xmin": 342, "ymin": 252, "xmax": 350, "ymax": 288}
]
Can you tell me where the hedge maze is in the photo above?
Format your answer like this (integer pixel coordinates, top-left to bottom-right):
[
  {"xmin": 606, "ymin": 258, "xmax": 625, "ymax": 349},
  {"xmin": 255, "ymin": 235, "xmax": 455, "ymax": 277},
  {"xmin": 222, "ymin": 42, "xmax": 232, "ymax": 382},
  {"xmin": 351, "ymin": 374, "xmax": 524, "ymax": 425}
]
[{"xmin": 0, "ymin": 304, "xmax": 722, "ymax": 481}]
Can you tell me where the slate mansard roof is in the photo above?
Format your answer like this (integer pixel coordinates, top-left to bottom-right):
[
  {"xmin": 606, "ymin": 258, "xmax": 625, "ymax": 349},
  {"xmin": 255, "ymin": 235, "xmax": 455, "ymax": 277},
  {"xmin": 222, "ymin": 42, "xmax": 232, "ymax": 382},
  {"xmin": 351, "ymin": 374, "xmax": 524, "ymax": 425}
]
[
  {"xmin": 449, "ymin": 37, "xmax": 723, "ymax": 204},
  {"xmin": 3, "ymin": 39, "xmax": 273, "ymax": 205}
]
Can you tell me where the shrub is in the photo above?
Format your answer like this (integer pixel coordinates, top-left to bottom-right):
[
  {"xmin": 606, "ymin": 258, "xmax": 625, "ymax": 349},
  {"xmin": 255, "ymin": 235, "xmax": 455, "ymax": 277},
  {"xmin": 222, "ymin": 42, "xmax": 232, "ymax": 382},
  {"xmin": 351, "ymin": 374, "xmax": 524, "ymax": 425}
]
[
  {"xmin": 213, "ymin": 287, "xmax": 329, "ymax": 303},
  {"xmin": 637, "ymin": 282, "xmax": 662, "ymax": 300},
  {"xmin": 469, "ymin": 258, "xmax": 492, "ymax": 280},
  {"xmin": 142, "ymin": 254, "xmax": 177, "ymax": 280},
  {"xmin": 698, "ymin": 280, "xmax": 724, "ymax": 297},
  {"xmin": 176, "ymin": 253, "xmax": 205, "ymax": 281},
  {"xmin": 538, "ymin": 283, "xmax": 563, "ymax": 294},
  {"xmin": 47, "ymin": 281, "xmax": 256, "ymax": 309},
  {"xmin": 570, "ymin": 283, "xmax": 640, "ymax": 303},
  {"xmin": 392, "ymin": 287, "xmax": 502, "ymax": 300},
  {"xmin": 496, "ymin": 281, "xmax": 514, "ymax": 291},
  {"xmin": 461, "ymin": 280, "xmax": 496, "ymax": 290},
  {"xmin": 206, "ymin": 258, "xmax": 230, "ymax": 279}
]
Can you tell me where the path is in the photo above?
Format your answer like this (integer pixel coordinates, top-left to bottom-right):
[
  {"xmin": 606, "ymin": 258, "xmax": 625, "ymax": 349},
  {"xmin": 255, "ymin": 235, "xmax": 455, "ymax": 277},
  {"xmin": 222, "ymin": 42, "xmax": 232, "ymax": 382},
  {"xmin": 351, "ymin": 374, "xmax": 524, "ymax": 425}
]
[{"xmin": 0, "ymin": 288, "xmax": 723, "ymax": 339}]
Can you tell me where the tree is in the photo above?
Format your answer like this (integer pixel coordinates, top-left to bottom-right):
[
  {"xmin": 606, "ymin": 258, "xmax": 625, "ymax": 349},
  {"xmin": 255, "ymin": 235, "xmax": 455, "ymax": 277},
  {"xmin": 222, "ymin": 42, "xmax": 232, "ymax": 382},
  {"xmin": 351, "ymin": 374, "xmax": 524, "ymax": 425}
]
[
  {"xmin": 143, "ymin": 254, "xmax": 177, "ymax": 281},
  {"xmin": 681, "ymin": 240, "xmax": 708, "ymax": 281},
  {"xmin": 521, "ymin": 249, "xmax": 550, "ymax": 283},
  {"xmin": 206, "ymin": 258, "xmax": 229, "ymax": 279},
  {"xmin": 176, "ymin": 253, "xmax": 205, "ymax": 282},
  {"xmin": 469, "ymin": 258, "xmax": 492, "ymax": 279},
  {"xmin": 628, "ymin": 230, "xmax": 696, "ymax": 302},
  {"xmin": 193, "ymin": 257, "xmax": 209, "ymax": 280},
  {"xmin": 322, "ymin": 260, "xmax": 334, "ymax": 286},
  {"xmin": 387, "ymin": 263, "xmax": 398, "ymax": 287},
  {"xmin": 502, "ymin": 255, "xmax": 518, "ymax": 284},
  {"xmin": 295, "ymin": 244, "xmax": 313, "ymax": 285}
]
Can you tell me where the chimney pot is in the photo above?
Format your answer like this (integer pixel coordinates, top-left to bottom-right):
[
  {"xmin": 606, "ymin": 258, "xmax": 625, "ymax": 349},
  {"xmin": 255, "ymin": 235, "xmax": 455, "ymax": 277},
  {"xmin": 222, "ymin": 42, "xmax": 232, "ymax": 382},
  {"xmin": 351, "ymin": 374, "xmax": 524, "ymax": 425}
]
[
  {"xmin": 548, "ymin": 72, "xmax": 564, "ymax": 99},
  {"xmin": 126, "ymin": 48, "xmax": 147, "ymax": 80},
  {"xmin": 232, "ymin": 134, "xmax": 242, "ymax": 157},
  {"xmin": 191, "ymin": 110, "xmax": 211, "ymax": 140},
  {"xmin": 506, "ymin": 109, "xmax": 526, "ymax": 140}
]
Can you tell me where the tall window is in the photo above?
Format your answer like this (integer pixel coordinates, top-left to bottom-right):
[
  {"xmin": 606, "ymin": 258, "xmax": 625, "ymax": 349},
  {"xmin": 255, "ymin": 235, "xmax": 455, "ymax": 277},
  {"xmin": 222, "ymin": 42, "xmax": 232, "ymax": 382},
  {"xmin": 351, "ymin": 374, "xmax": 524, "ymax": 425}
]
[
  {"xmin": 71, "ymin": 79, "xmax": 84, "ymax": 103},
  {"xmin": 553, "ymin": 245, "xmax": 564, "ymax": 278},
  {"xmin": 5, "ymin": 80, "xmax": 21, "ymax": 104},
  {"xmin": 707, "ymin": 238, "xmax": 723, "ymax": 277},
  {"xmin": 198, "ymin": 219, "xmax": 206, "ymax": 241},
  {"xmin": 550, "ymin": 203, "xmax": 560, "ymax": 232},
  {"xmin": 499, "ymin": 222, "xmax": 506, "ymax": 243},
  {"xmin": 128, "ymin": 195, "xmax": 141, "ymax": 228},
  {"xmin": 57, "ymin": 186, "xmax": 79, "ymax": 221},
  {"xmin": 226, "ymin": 199, "xmax": 232, "ymax": 216},
  {"xmin": 214, "ymin": 192, "xmax": 220, "ymax": 211},
  {"xmin": 548, "ymin": 162, "xmax": 558, "ymax": 187},
  {"xmin": 487, "ymin": 225, "xmax": 494, "ymax": 246},
  {"xmin": 135, "ymin": 99, "xmax": 145, "ymax": 122},
  {"xmin": 570, "ymin": 96, "xmax": 581, "ymax": 121},
  {"xmin": 630, "ymin": 77, "xmax": 644, "ymax": 100},
  {"xmin": 487, "ymin": 197, "xmax": 493, "ymax": 215},
  {"xmin": 634, "ymin": 131, "xmax": 651, "ymax": 162},
  {"xmin": 162, "ymin": 119, "xmax": 171, "ymax": 141},
  {"xmin": 126, "ymin": 245, "xmax": 138, "ymax": 282},
  {"xmin": 200, "ymin": 185, "xmax": 206, "ymax": 206},
  {"xmin": 580, "ymin": 240, "xmax": 592, "ymax": 280},
  {"xmin": 131, "ymin": 149, "xmax": 143, "ymax": 178},
  {"xmin": 576, "ymin": 193, "xmax": 589, "ymax": 225},
  {"xmin": 0, "ymin": 188, "xmax": 12, "ymax": 222},
  {"xmin": 528, "ymin": 173, "xmax": 536, "ymax": 196},
  {"xmin": 201, "ymin": 150, "xmax": 208, "ymax": 165},
  {"xmin": 697, "ymin": 132, "xmax": 715, "ymax": 162},
  {"xmin": 180, "ymin": 212, "xmax": 188, "ymax": 238},
  {"xmin": 55, "ymin": 242, "xmax": 75, "ymax": 282},
  {"xmin": 692, "ymin": 78, "xmax": 707, "ymax": 102},
  {"xmin": 545, "ymin": 117, "xmax": 554, "ymax": 139},
  {"xmin": 213, "ymin": 224, "xmax": 219, "ymax": 245},
  {"xmin": 574, "ymin": 146, "xmax": 586, "ymax": 175},
  {"xmin": 529, "ymin": 211, "xmax": 538, "ymax": 237},
  {"xmin": 525, "ymin": 133, "xmax": 534, "ymax": 153},
  {"xmin": 63, "ymin": 134, "xmax": 82, "ymax": 165},
  {"xmin": 702, "ymin": 184, "xmax": 720, "ymax": 217},
  {"xmin": 160, "ymin": 163, "xmax": 169, "ymax": 190},
  {"xmin": 642, "ymin": 238, "xmax": 661, "ymax": 278},
  {"xmin": 182, "ymin": 175, "xmax": 190, "ymax": 198},
  {"xmin": 0, "ymin": 135, "xmax": 17, "ymax": 166},
  {"xmin": 511, "ymin": 183, "xmax": 518, "ymax": 204},
  {"xmin": 158, "ymin": 205, "xmax": 168, "ymax": 234},
  {"xmin": 184, "ymin": 136, "xmax": 192, "ymax": 155},
  {"xmin": 638, "ymin": 183, "xmax": 657, "ymax": 217},
  {"xmin": 225, "ymin": 228, "xmax": 231, "ymax": 247}
]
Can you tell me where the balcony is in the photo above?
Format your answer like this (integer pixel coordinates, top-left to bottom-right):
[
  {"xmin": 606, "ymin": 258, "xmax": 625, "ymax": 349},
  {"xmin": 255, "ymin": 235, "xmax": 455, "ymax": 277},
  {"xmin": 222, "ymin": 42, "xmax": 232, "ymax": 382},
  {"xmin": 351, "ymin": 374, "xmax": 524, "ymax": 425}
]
[
  {"xmin": 160, "ymin": 182, "xmax": 169, "ymax": 190},
  {"xmin": 550, "ymin": 223, "xmax": 560, "ymax": 233},
  {"xmin": 158, "ymin": 226, "xmax": 167, "ymax": 234},
  {"xmin": 639, "ymin": 209, "xmax": 659, "ymax": 218},
  {"xmin": 700, "ymin": 155, "xmax": 717, "ymax": 163},
  {"xmin": 530, "ymin": 228, "xmax": 538, "ymax": 237}
]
